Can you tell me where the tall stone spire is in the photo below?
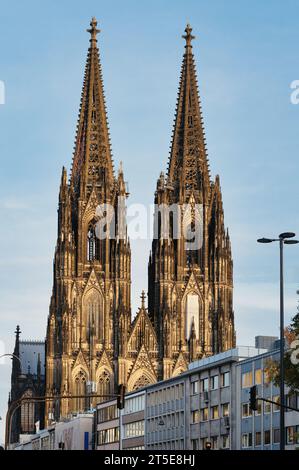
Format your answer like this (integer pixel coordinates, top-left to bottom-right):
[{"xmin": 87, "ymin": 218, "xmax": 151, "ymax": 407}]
[
  {"xmin": 148, "ymin": 25, "xmax": 236, "ymax": 378},
  {"xmin": 71, "ymin": 17, "xmax": 114, "ymax": 196},
  {"xmin": 168, "ymin": 24, "xmax": 209, "ymax": 197}
]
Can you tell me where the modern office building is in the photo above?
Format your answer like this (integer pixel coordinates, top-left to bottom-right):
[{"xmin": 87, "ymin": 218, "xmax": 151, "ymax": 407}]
[
  {"xmin": 144, "ymin": 346, "xmax": 266, "ymax": 450},
  {"xmin": 13, "ymin": 338, "xmax": 298, "ymax": 450},
  {"xmin": 95, "ymin": 338, "xmax": 299, "ymax": 451},
  {"xmin": 96, "ymin": 399, "xmax": 120, "ymax": 450},
  {"xmin": 13, "ymin": 413, "xmax": 93, "ymax": 450},
  {"xmin": 95, "ymin": 390, "xmax": 145, "ymax": 450},
  {"xmin": 235, "ymin": 349, "xmax": 299, "ymax": 450}
]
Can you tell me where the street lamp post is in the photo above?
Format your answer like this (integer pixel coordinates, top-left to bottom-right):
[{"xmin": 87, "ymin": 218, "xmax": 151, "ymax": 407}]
[
  {"xmin": 257, "ymin": 232, "xmax": 299, "ymax": 451},
  {"xmin": 0, "ymin": 354, "xmax": 21, "ymax": 365}
]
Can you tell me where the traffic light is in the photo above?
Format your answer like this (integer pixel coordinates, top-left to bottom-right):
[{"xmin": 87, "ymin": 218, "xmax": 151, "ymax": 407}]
[
  {"xmin": 117, "ymin": 384, "xmax": 126, "ymax": 409},
  {"xmin": 249, "ymin": 385, "xmax": 258, "ymax": 411}
]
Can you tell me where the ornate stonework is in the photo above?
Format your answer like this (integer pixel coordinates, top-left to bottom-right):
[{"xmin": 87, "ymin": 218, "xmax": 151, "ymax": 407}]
[{"xmin": 44, "ymin": 19, "xmax": 236, "ymax": 424}]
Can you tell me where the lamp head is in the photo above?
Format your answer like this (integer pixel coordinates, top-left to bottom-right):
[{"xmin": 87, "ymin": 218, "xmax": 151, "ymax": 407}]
[
  {"xmin": 279, "ymin": 232, "xmax": 296, "ymax": 239},
  {"xmin": 257, "ymin": 238, "xmax": 275, "ymax": 244}
]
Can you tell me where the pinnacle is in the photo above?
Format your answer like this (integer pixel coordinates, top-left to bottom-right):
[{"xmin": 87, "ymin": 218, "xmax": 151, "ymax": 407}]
[
  {"xmin": 167, "ymin": 25, "xmax": 210, "ymax": 192},
  {"xmin": 71, "ymin": 20, "xmax": 114, "ymax": 192},
  {"xmin": 87, "ymin": 17, "xmax": 100, "ymax": 44}
]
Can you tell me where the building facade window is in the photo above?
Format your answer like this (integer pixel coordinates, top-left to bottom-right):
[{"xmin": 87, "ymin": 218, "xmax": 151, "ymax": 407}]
[
  {"xmin": 221, "ymin": 371, "xmax": 230, "ymax": 387},
  {"xmin": 191, "ymin": 439, "xmax": 199, "ymax": 450},
  {"xmin": 97, "ymin": 427, "xmax": 119, "ymax": 445},
  {"xmin": 286, "ymin": 426, "xmax": 299, "ymax": 445},
  {"xmin": 263, "ymin": 368, "xmax": 271, "ymax": 385},
  {"xmin": 254, "ymin": 369, "xmax": 262, "ymax": 385},
  {"xmin": 201, "ymin": 407, "xmax": 209, "ymax": 421},
  {"xmin": 255, "ymin": 401, "xmax": 262, "ymax": 415},
  {"xmin": 264, "ymin": 430, "xmax": 271, "ymax": 445},
  {"xmin": 273, "ymin": 429, "xmax": 280, "ymax": 444},
  {"xmin": 222, "ymin": 403, "xmax": 230, "ymax": 417},
  {"xmin": 201, "ymin": 437, "xmax": 210, "ymax": 450},
  {"xmin": 211, "ymin": 436, "xmax": 218, "ymax": 449},
  {"xmin": 242, "ymin": 403, "xmax": 252, "ymax": 418},
  {"xmin": 211, "ymin": 405, "xmax": 219, "ymax": 420},
  {"xmin": 210, "ymin": 375, "xmax": 219, "ymax": 390},
  {"xmin": 191, "ymin": 380, "xmax": 199, "ymax": 395},
  {"xmin": 264, "ymin": 401, "xmax": 271, "ymax": 414},
  {"xmin": 286, "ymin": 393, "xmax": 298, "ymax": 411},
  {"xmin": 242, "ymin": 433, "xmax": 252, "ymax": 448},
  {"xmin": 124, "ymin": 420, "xmax": 144, "ymax": 438},
  {"xmin": 273, "ymin": 395, "xmax": 280, "ymax": 412},
  {"xmin": 222, "ymin": 434, "xmax": 229, "ymax": 449},
  {"xmin": 201, "ymin": 378, "xmax": 209, "ymax": 392},
  {"xmin": 255, "ymin": 432, "xmax": 261, "ymax": 446},
  {"xmin": 124, "ymin": 394, "xmax": 145, "ymax": 415},
  {"xmin": 191, "ymin": 410, "xmax": 200, "ymax": 423},
  {"xmin": 97, "ymin": 404, "xmax": 119, "ymax": 423},
  {"xmin": 242, "ymin": 371, "xmax": 253, "ymax": 388}
]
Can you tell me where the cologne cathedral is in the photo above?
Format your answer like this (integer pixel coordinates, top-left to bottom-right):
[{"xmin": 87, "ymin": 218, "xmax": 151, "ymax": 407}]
[{"xmin": 10, "ymin": 18, "xmax": 236, "ymax": 431}]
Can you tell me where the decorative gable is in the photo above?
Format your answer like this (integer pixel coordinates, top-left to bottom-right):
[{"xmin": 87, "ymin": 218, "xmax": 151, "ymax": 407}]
[
  {"xmin": 82, "ymin": 268, "xmax": 103, "ymax": 296},
  {"xmin": 172, "ymin": 352, "xmax": 188, "ymax": 377}
]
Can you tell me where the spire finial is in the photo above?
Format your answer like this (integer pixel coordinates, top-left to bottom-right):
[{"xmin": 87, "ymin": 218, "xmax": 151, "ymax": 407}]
[
  {"xmin": 140, "ymin": 290, "xmax": 146, "ymax": 309},
  {"xmin": 15, "ymin": 325, "xmax": 21, "ymax": 339},
  {"xmin": 182, "ymin": 23, "xmax": 195, "ymax": 48},
  {"xmin": 87, "ymin": 17, "xmax": 100, "ymax": 43}
]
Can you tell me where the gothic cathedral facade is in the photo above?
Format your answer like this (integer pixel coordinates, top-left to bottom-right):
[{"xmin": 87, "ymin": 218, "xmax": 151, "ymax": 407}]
[{"xmin": 45, "ymin": 19, "xmax": 236, "ymax": 423}]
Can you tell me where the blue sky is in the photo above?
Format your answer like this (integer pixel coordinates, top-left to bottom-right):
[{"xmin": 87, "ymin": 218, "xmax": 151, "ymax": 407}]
[{"xmin": 1, "ymin": 0, "xmax": 299, "ymax": 443}]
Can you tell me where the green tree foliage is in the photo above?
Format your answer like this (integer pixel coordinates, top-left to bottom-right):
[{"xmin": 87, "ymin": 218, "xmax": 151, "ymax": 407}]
[{"xmin": 266, "ymin": 305, "xmax": 299, "ymax": 395}]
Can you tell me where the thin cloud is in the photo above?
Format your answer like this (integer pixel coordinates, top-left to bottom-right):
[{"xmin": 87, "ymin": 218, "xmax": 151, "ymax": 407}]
[{"xmin": 0, "ymin": 198, "xmax": 30, "ymax": 210}]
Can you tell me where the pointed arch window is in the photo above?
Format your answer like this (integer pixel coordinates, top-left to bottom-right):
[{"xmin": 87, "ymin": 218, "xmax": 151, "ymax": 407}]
[
  {"xmin": 132, "ymin": 374, "xmax": 152, "ymax": 391},
  {"xmin": 85, "ymin": 290, "xmax": 102, "ymax": 342},
  {"xmin": 97, "ymin": 371, "xmax": 111, "ymax": 402},
  {"xmin": 185, "ymin": 293, "xmax": 200, "ymax": 340},
  {"xmin": 87, "ymin": 222, "xmax": 99, "ymax": 261},
  {"xmin": 21, "ymin": 389, "xmax": 35, "ymax": 433}
]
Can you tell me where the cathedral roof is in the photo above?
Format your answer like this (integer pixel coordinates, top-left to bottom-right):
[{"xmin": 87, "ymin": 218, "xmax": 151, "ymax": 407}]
[{"xmin": 19, "ymin": 340, "xmax": 45, "ymax": 376}]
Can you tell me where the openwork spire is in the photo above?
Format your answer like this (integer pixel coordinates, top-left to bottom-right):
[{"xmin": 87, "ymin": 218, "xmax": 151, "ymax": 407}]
[
  {"xmin": 168, "ymin": 24, "xmax": 209, "ymax": 195},
  {"xmin": 71, "ymin": 17, "xmax": 114, "ymax": 194}
]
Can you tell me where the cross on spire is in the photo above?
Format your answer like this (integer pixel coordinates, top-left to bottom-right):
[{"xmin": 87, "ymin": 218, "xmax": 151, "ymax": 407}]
[
  {"xmin": 87, "ymin": 17, "xmax": 100, "ymax": 43},
  {"xmin": 140, "ymin": 290, "xmax": 146, "ymax": 309},
  {"xmin": 15, "ymin": 325, "xmax": 21, "ymax": 339},
  {"xmin": 182, "ymin": 23, "xmax": 195, "ymax": 48}
]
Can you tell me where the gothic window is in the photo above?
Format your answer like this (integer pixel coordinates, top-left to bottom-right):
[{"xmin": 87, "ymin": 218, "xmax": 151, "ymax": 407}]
[
  {"xmin": 87, "ymin": 222, "xmax": 99, "ymax": 261},
  {"xmin": 74, "ymin": 370, "xmax": 87, "ymax": 412},
  {"xmin": 21, "ymin": 389, "xmax": 35, "ymax": 433},
  {"xmin": 84, "ymin": 289, "xmax": 103, "ymax": 342},
  {"xmin": 185, "ymin": 293, "xmax": 200, "ymax": 340},
  {"xmin": 132, "ymin": 375, "xmax": 152, "ymax": 391},
  {"xmin": 183, "ymin": 203, "xmax": 203, "ymax": 259},
  {"xmin": 97, "ymin": 371, "xmax": 111, "ymax": 402}
]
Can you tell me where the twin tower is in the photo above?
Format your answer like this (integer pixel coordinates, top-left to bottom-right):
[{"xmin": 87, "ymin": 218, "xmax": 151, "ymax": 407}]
[{"xmin": 45, "ymin": 18, "xmax": 236, "ymax": 422}]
